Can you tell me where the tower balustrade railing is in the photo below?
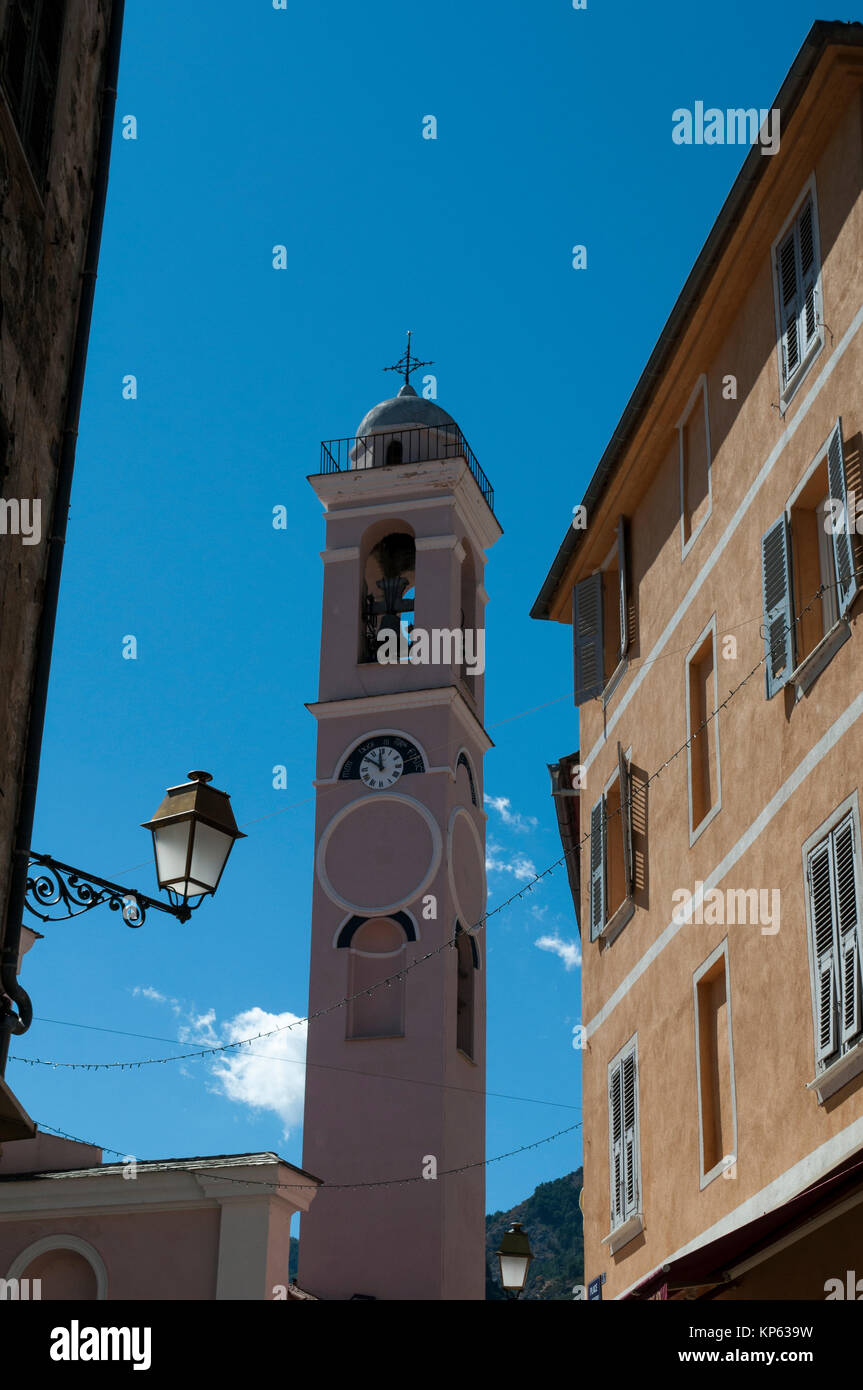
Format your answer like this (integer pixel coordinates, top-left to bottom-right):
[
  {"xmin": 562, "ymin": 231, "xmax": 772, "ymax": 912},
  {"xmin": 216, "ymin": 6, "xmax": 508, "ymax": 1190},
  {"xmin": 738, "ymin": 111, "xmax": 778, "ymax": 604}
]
[{"xmin": 318, "ymin": 425, "xmax": 494, "ymax": 513}]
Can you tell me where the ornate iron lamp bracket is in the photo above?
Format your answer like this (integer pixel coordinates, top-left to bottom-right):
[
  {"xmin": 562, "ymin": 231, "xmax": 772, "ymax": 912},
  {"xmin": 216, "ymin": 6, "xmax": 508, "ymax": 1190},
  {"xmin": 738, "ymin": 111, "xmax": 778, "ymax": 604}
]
[{"xmin": 25, "ymin": 853, "xmax": 198, "ymax": 927}]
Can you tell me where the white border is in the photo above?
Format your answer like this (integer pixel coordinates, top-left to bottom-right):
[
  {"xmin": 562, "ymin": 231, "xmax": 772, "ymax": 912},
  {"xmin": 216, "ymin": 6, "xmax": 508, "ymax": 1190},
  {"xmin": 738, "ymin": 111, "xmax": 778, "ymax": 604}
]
[
  {"xmin": 801, "ymin": 792, "xmax": 863, "ymax": 1086},
  {"xmin": 678, "ymin": 374, "xmax": 713, "ymax": 560},
  {"xmin": 6, "ymin": 1234, "xmax": 108, "ymax": 1299},
  {"xmin": 316, "ymin": 793, "xmax": 443, "ymax": 916},
  {"xmin": 685, "ymin": 615, "xmax": 722, "ymax": 845},
  {"xmin": 770, "ymin": 172, "xmax": 824, "ymax": 413},
  {"xmin": 692, "ymin": 939, "xmax": 738, "ymax": 1189},
  {"xmin": 447, "ymin": 806, "xmax": 487, "ymax": 936}
]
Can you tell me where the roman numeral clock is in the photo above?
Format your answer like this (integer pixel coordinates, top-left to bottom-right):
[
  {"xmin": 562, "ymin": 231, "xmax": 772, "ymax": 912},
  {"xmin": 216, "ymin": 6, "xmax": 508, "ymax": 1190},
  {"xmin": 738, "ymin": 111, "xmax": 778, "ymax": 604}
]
[{"xmin": 298, "ymin": 347, "xmax": 501, "ymax": 1303}]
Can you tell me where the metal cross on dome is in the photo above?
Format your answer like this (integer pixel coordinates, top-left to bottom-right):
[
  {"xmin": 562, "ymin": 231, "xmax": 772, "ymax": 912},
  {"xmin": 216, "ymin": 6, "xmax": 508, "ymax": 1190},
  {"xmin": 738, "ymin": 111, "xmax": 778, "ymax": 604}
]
[{"xmin": 383, "ymin": 330, "xmax": 434, "ymax": 387}]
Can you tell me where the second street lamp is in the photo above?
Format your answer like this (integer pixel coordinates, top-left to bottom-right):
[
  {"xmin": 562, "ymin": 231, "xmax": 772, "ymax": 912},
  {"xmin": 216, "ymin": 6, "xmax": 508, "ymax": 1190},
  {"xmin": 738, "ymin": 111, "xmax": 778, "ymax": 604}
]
[{"xmin": 497, "ymin": 1222, "xmax": 534, "ymax": 1298}]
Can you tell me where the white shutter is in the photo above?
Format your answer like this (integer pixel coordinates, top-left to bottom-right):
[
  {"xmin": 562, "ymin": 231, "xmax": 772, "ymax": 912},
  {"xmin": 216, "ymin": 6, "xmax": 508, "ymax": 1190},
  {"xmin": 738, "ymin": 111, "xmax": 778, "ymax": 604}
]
[
  {"xmin": 834, "ymin": 816, "xmax": 861, "ymax": 1047},
  {"xmin": 761, "ymin": 515, "xmax": 795, "ymax": 697},
  {"xmin": 622, "ymin": 1050, "xmax": 638, "ymax": 1218},
  {"xmin": 826, "ymin": 420, "xmax": 858, "ymax": 617},
  {"xmin": 573, "ymin": 573, "xmax": 604, "ymax": 704},
  {"xmin": 609, "ymin": 1063, "xmax": 623, "ymax": 1225},
  {"xmin": 589, "ymin": 795, "xmax": 606, "ymax": 941},
  {"xmin": 617, "ymin": 516, "xmax": 629, "ymax": 659},
  {"xmin": 809, "ymin": 839, "xmax": 838, "ymax": 1063},
  {"xmin": 777, "ymin": 197, "xmax": 820, "ymax": 390},
  {"xmin": 798, "ymin": 198, "xmax": 819, "ymax": 354}
]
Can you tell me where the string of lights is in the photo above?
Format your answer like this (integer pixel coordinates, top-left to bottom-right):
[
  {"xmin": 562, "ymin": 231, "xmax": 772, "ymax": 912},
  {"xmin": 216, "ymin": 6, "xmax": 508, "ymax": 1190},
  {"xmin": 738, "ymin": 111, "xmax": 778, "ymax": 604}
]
[
  {"xmin": 12, "ymin": 567, "xmax": 858, "ymax": 1075},
  {"xmin": 34, "ymin": 1118, "xmax": 583, "ymax": 1190},
  {"xmin": 30, "ymin": 1014, "xmax": 582, "ymax": 1110}
]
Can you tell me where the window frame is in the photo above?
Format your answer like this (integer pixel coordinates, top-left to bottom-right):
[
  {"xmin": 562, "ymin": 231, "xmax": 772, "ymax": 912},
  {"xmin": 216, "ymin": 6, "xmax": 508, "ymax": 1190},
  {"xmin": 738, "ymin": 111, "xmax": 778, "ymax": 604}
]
[
  {"xmin": 572, "ymin": 515, "xmax": 631, "ymax": 707},
  {"xmin": 589, "ymin": 743, "xmax": 634, "ymax": 945},
  {"xmin": 770, "ymin": 174, "xmax": 824, "ymax": 411},
  {"xmin": 693, "ymin": 939, "xmax": 738, "ymax": 1189},
  {"xmin": 678, "ymin": 374, "xmax": 713, "ymax": 561},
  {"xmin": 685, "ymin": 615, "xmax": 722, "ymax": 845},
  {"xmin": 802, "ymin": 794, "xmax": 863, "ymax": 1101},
  {"xmin": 762, "ymin": 420, "xmax": 857, "ymax": 701}
]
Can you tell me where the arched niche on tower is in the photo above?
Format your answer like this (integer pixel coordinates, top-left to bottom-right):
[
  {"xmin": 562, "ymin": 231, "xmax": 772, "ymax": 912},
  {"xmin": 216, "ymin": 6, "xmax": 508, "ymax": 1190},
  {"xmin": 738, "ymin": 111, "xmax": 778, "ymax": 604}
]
[
  {"xmin": 337, "ymin": 914, "xmax": 414, "ymax": 1040},
  {"xmin": 359, "ymin": 519, "xmax": 416, "ymax": 665},
  {"xmin": 455, "ymin": 924, "xmax": 479, "ymax": 1060},
  {"xmin": 459, "ymin": 540, "xmax": 479, "ymax": 689},
  {"xmin": 455, "ymin": 749, "xmax": 478, "ymax": 807}
]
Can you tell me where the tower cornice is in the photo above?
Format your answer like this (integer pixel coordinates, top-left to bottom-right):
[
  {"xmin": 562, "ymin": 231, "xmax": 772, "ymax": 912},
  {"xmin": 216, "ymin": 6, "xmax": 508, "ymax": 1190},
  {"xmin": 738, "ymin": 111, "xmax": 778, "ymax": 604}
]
[{"xmin": 305, "ymin": 684, "xmax": 494, "ymax": 755}]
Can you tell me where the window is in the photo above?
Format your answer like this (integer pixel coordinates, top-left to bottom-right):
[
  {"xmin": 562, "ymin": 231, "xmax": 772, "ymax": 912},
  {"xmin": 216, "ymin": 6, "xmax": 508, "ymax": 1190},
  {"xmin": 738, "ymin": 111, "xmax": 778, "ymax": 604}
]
[
  {"xmin": 455, "ymin": 926, "xmax": 477, "ymax": 1059},
  {"xmin": 608, "ymin": 1036, "xmax": 640, "ymax": 1235},
  {"xmin": 761, "ymin": 419, "xmax": 858, "ymax": 698},
  {"xmin": 806, "ymin": 811, "xmax": 862, "ymax": 1071},
  {"xmin": 772, "ymin": 183, "xmax": 823, "ymax": 403},
  {"xmin": 679, "ymin": 377, "xmax": 712, "ymax": 555},
  {"xmin": 0, "ymin": 1, "xmax": 66, "ymax": 184},
  {"xmin": 572, "ymin": 515, "xmax": 630, "ymax": 704},
  {"xmin": 693, "ymin": 942, "xmax": 737, "ymax": 1187},
  {"xmin": 686, "ymin": 618, "xmax": 721, "ymax": 840},
  {"xmin": 589, "ymin": 743, "xmax": 633, "ymax": 941},
  {"xmin": 346, "ymin": 917, "xmax": 407, "ymax": 1039}
]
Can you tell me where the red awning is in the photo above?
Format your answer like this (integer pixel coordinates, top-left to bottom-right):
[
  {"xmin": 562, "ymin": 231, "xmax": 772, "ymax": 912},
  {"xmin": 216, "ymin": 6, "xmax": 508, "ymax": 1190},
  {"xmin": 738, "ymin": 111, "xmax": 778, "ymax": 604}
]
[{"xmin": 626, "ymin": 1148, "xmax": 863, "ymax": 1299}]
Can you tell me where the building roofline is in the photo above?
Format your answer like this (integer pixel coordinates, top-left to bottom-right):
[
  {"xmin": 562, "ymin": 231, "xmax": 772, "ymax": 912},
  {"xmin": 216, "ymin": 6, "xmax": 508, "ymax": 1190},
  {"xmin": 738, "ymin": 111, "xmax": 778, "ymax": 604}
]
[
  {"xmin": 0, "ymin": 1151, "xmax": 323, "ymax": 1185},
  {"xmin": 530, "ymin": 19, "xmax": 863, "ymax": 621}
]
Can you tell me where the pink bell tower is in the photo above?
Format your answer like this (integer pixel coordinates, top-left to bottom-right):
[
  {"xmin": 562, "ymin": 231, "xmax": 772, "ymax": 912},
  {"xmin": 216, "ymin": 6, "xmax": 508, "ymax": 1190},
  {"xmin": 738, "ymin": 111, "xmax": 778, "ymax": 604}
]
[{"xmin": 298, "ymin": 350, "xmax": 501, "ymax": 1301}]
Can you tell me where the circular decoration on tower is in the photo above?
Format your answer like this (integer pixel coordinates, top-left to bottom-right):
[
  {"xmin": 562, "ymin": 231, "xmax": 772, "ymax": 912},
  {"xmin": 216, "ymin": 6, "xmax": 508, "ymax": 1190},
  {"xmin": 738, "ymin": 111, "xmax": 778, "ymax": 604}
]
[
  {"xmin": 447, "ymin": 807, "xmax": 487, "ymax": 936},
  {"xmin": 317, "ymin": 794, "xmax": 442, "ymax": 916}
]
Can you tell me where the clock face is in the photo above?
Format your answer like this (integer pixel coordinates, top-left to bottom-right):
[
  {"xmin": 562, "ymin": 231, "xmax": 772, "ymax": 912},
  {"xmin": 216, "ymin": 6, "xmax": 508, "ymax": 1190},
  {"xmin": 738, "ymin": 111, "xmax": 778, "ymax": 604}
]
[{"xmin": 359, "ymin": 744, "xmax": 404, "ymax": 789}]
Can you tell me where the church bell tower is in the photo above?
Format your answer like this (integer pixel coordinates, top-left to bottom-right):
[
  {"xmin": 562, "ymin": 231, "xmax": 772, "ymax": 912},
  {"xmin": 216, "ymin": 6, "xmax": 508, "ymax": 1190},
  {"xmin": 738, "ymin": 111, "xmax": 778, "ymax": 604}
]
[{"xmin": 298, "ymin": 345, "xmax": 501, "ymax": 1300}]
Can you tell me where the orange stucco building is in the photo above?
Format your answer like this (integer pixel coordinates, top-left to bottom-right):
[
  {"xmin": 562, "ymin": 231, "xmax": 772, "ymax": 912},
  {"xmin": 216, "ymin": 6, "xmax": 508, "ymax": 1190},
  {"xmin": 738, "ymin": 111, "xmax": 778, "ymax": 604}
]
[{"xmin": 533, "ymin": 21, "xmax": 863, "ymax": 1300}]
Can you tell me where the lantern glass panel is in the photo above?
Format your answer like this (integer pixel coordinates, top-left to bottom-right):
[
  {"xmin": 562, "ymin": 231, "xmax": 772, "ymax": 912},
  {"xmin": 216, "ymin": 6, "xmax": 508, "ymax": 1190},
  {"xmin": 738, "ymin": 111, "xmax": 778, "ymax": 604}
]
[
  {"xmin": 498, "ymin": 1255, "xmax": 529, "ymax": 1291},
  {"xmin": 187, "ymin": 821, "xmax": 234, "ymax": 896},
  {"xmin": 152, "ymin": 819, "xmax": 192, "ymax": 891}
]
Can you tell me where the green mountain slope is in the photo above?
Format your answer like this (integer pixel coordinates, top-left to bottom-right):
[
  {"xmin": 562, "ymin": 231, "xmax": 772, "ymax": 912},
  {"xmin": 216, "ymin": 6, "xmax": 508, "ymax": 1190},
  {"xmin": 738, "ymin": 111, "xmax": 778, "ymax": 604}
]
[{"xmin": 485, "ymin": 1168, "xmax": 584, "ymax": 1300}]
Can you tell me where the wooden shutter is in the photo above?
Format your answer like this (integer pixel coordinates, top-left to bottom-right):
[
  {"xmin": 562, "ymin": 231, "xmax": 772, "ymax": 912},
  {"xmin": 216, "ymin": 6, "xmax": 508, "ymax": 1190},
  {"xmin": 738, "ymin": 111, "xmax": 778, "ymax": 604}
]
[
  {"xmin": 809, "ymin": 838, "xmax": 838, "ymax": 1063},
  {"xmin": 589, "ymin": 795, "xmax": 606, "ymax": 941},
  {"xmin": 618, "ymin": 742, "xmax": 633, "ymax": 900},
  {"xmin": 834, "ymin": 817, "xmax": 861, "ymax": 1047},
  {"xmin": 573, "ymin": 573, "xmax": 604, "ymax": 704},
  {"xmin": 761, "ymin": 515, "xmax": 795, "ymax": 697},
  {"xmin": 826, "ymin": 420, "xmax": 858, "ymax": 617},
  {"xmin": 622, "ymin": 1050, "xmax": 638, "ymax": 1218},
  {"xmin": 609, "ymin": 1063, "xmax": 623, "ymax": 1225},
  {"xmin": 777, "ymin": 226, "xmax": 801, "ymax": 384},
  {"xmin": 617, "ymin": 516, "xmax": 629, "ymax": 659}
]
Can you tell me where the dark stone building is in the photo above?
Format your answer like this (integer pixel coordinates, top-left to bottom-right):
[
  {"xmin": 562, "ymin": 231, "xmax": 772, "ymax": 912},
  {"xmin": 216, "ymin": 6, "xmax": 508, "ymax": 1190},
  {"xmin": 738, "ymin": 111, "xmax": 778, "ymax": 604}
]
[{"xmin": 0, "ymin": 1, "xmax": 124, "ymax": 1139}]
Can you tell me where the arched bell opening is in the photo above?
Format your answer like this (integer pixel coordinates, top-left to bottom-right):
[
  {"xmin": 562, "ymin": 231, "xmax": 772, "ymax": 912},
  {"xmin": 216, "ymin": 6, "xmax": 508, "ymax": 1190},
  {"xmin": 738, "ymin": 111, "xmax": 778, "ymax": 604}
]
[{"xmin": 359, "ymin": 525, "xmax": 416, "ymax": 665}]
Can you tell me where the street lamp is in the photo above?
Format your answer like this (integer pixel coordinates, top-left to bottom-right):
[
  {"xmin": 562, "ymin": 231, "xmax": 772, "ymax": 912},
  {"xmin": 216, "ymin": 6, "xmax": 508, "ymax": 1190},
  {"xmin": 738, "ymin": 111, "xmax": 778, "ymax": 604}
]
[
  {"xmin": 142, "ymin": 771, "xmax": 245, "ymax": 902},
  {"xmin": 497, "ymin": 1222, "xmax": 534, "ymax": 1298},
  {"xmin": 25, "ymin": 771, "xmax": 244, "ymax": 927}
]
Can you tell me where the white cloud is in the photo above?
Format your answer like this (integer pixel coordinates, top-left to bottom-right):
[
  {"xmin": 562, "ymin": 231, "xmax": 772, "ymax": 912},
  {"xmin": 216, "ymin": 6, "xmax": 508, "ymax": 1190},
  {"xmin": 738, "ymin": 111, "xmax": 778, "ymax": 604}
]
[
  {"xmin": 534, "ymin": 934, "xmax": 581, "ymax": 972},
  {"xmin": 132, "ymin": 985, "xmax": 181, "ymax": 1013},
  {"xmin": 484, "ymin": 794, "xmax": 538, "ymax": 834},
  {"xmin": 181, "ymin": 1006, "xmax": 306, "ymax": 1139},
  {"xmin": 136, "ymin": 988, "xmax": 307, "ymax": 1139},
  {"xmin": 486, "ymin": 841, "xmax": 537, "ymax": 882}
]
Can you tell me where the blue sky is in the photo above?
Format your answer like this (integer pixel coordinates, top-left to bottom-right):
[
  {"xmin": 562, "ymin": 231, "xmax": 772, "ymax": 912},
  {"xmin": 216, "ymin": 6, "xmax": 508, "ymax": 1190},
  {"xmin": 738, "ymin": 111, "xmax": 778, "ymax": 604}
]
[{"xmin": 9, "ymin": 0, "xmax": 830, "ymax": 1217}]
